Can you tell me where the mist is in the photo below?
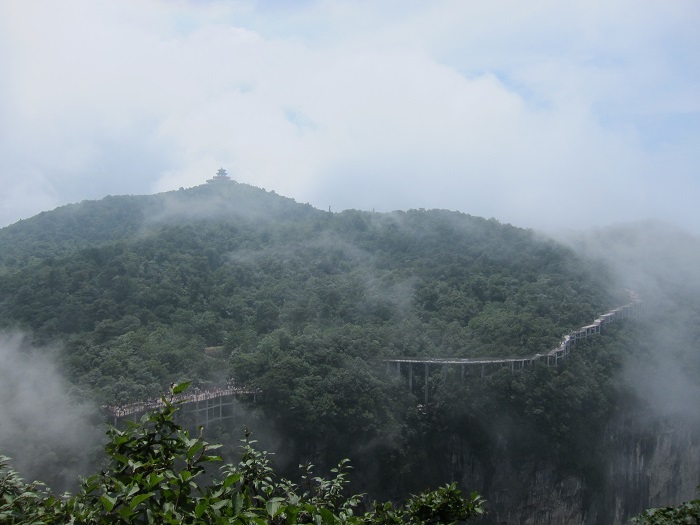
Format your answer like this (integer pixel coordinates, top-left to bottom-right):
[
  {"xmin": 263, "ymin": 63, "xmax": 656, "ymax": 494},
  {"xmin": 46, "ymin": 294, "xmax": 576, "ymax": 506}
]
[
  {"xmin": 0, "ymin": 331, "xmax": 103, "ymax": 491},
  {"xmin": 560, "ymin": 221, "xmax": 700, "ymax": 426},
  {"xmin": 1, "ymin": 1, "xmax": 698, "ymax": 233}
]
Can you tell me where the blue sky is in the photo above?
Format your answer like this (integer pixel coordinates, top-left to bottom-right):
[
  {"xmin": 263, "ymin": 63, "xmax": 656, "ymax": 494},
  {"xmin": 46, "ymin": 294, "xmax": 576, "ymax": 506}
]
[{"xmin": 0, "ymin": 0, "xmax": 698, "ymax": 233}]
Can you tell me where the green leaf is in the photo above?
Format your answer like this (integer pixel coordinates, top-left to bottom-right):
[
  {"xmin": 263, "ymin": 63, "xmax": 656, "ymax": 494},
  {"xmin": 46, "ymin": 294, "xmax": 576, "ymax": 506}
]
[
  {"xmin": 199, "ymin": 455, "xmax": 222, "ymax": 463},
  {"xmin": 172, "ymin": 381, "xmax": 192, "ymax": 395},
  {"xmin": 266, "ymin": 498, "xmax": 284, "ymax": 518},
  {"xmin": 195, "ymin": 500, "xmax": 209, "ymax": 518},
  {"xmin": 128, "ymin": 492, "xmax": 153, "ymax": 510},
  {"xmin": 112, "ymin": 452, "xmax": 129, "ymax": 465},
  {"xmin": 285, "ymin": 505, "xmax": 300, "ymax": 525},
  {"xmin": 147, "ymin": 472, "xmax": 165, "ymax": 488},
  {"xmin": 180, "ymin": 470, "xmax": 193, "ymax": 482},
  {"xmin": 100, "ymin": 494, "xmax": 117, "ymax": 512},
  {"xmin": 233, "ymin": 493, "xmax": 244, "ymax": 514},
  {"xmin": 211, "ymin": 499, "xmax": 229, "ymax": 511},
  {"xmin": 187, "ymin": 441, "xmax": 204, "ymax": 460},
  {"xmin": 318, "ymin": 507, "xmax": 336, "ymax": 524},
  {"xmin": 223, "ymin": 472, "xmax": 242, "ymax": 488}
]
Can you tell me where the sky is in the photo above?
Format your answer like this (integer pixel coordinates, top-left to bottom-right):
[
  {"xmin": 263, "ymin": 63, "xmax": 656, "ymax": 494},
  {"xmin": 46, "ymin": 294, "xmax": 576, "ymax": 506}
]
[{"xmin": 0, "ymin": 0, "xmax": 698, "ymax": 233}]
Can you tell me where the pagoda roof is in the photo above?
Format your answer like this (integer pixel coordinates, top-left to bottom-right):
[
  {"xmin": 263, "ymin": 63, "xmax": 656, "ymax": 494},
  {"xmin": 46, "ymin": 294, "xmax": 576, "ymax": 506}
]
[{"xmin": 207, "ymin": 167, "xmax": 232, "ymax": 183}]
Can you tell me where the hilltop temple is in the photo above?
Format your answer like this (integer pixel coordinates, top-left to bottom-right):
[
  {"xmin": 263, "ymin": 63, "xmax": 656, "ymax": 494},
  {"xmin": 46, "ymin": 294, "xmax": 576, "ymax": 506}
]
[{"xmin": 207, "ymin": 167, "xmax": 232, "ymax": 183}]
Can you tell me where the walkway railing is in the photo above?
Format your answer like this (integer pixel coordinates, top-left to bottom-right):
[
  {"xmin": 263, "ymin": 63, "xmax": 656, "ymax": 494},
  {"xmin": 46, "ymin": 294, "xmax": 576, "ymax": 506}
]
[
  {"xmin": 385, "ymin": 290, "xmax": 642, "ymax": 400},
  {"xmin": 105, "ymin": 385, "xmax": 261, "ymax": 420}
]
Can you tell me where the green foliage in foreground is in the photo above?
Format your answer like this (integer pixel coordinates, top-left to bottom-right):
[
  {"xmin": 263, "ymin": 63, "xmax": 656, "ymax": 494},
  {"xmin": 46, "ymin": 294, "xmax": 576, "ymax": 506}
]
[
  {"xmin": 0, "ymin": 384, "xmax": 485, "ymax": 525},
  {"xmin": 631, "ymin": 493, "xmax": 700, "ymax": 525}
]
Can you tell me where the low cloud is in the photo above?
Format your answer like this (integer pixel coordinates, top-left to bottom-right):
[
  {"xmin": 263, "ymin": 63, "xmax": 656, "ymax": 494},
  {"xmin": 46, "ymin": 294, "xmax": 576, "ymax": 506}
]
[
  {"xmin": 0, "ymin": 331, "xmax": 102, "ymax": 491},
  {"xmin": 562, "ymin": 222, "xmax": 700, "ymax": 425},
  {"xmin": 0, "ymin": 1, "xmax": 698, "ymax": 233}
]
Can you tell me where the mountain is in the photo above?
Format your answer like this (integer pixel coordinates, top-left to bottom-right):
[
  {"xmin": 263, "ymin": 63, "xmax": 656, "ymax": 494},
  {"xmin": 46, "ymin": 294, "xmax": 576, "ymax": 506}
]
[
  {"xmin": 2, "ymin": 180, "xmax": 697, "ymax": 523},
  {"xmin": 0, "ymin": 181, "xmax": 615, "ymax": 395},
  {"xmin": 0, "ymin": 182, "xmax": 320, "ymax": 271}
]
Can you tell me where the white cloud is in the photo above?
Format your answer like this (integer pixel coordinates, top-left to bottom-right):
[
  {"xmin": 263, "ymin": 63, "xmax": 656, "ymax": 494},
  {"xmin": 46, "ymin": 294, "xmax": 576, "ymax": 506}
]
[
  {"xmin": 0, "ymin": 0, "xmax": 698, "ymax": 232},
  {"xmin": 0, "ymin": 331, "xmax": 100, "ymax": 490}
]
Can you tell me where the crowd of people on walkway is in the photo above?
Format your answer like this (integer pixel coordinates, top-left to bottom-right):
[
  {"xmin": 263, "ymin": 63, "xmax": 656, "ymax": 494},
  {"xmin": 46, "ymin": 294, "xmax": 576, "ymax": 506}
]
[{"xmin": 105, "ymin": 380, "xmax": 260, "ymax": 419}]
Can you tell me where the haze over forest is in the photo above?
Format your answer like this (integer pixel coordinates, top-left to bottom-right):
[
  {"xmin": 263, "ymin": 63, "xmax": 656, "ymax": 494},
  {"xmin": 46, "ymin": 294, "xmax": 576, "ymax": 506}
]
[
  {"xmin": 1, "ymin": 2, "xmax": 699, "ymax": 523},
  {"xmin": 1, "ymin": 0, "xmax": 699, "ymax": 233},
  {"xmin": 0, "ymin": 179, "xmax": 698, "ymax": 523}
]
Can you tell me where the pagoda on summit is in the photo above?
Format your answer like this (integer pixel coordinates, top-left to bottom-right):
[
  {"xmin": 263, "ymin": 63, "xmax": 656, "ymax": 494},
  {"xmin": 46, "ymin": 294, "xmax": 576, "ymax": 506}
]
[{"xmin": 207, "ymin": 167, "xmax": 232, "ymax": 183}]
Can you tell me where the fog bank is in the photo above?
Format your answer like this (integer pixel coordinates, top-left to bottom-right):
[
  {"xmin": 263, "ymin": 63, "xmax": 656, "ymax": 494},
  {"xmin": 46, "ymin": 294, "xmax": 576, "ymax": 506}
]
[
  {"xmin": 0, "ymin": 331, "xmax": 102, "ymax": 491},
  {"xmin": 560, "ymin": 221, "xmax": 700, "ymax": 425}
]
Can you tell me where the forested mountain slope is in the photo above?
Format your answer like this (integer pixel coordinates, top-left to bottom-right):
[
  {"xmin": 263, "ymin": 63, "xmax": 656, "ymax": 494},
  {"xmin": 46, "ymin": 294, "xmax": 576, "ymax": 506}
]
[
  {"xmin": 0, "ymin": 181, "xmax": 615, "ymax": 401},
  {"xmin": 6, "ymin": 181, "xmax": 678, "ymax": 522},
  {"xmin": 0, "ymin": 182, "xmax": 320, "ymax": 271}
]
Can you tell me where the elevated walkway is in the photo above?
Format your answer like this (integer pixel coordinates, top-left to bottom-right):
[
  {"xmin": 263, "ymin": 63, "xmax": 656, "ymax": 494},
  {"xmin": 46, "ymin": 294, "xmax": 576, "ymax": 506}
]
[
  {"xmin": 105, "ymin": 385, "xmax": 261, "ymax": 427},
  {"xmin": 385, "ymin": 291, "xmax": 642, "ymax": 403}
]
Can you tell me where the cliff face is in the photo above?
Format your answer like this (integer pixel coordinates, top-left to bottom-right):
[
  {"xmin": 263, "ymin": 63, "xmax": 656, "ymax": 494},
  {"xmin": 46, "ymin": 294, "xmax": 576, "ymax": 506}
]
[
  {"xmin": 603, "ymin": 416, "xmax": 700, "ymax": 524},
  {"xmin": 445, "ymin": 415, "xmax": 700, "ymax": 524}
]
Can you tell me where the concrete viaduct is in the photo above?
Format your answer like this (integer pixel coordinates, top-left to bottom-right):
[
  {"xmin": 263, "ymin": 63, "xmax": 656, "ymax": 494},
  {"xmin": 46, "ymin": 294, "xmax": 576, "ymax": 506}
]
[
  {"xmin": 105, "ymin": 385, "xmax": 260, "ymax": 428},
  {"xmin": 385, "ymin": 291, "xmax": 642, "ymax": 404},
  {"xmin": 107, "ymin": 292, "xmax": 641, "ymax": 423}
]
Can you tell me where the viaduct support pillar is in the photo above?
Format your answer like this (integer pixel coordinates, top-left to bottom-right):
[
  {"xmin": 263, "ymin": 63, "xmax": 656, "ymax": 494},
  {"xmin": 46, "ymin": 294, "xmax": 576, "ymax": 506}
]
[{"xmin": 424, "ymin": 363, "xmax": 429, "ymax": 405}]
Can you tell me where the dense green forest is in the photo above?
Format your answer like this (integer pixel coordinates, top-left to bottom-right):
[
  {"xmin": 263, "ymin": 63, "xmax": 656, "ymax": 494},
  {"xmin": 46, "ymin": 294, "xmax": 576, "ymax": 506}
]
[
  {"xmin": 2, "ymin": 180, "xmax": 697, "ymax": 522},
  {"xmin": 0, "ymin": 182, "xmax": 615, "ymax": 401}
]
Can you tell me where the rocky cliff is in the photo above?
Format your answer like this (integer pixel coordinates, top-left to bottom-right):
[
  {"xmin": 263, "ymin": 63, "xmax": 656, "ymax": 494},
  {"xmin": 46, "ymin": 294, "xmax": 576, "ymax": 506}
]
[{"xmin": 445, "ymin": 414, "xmax": 700, "ymax": 524}]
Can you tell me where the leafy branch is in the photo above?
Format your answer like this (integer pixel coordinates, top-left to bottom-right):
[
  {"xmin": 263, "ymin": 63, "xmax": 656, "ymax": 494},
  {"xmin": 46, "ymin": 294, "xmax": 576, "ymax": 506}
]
[{"xmin": 0, "ymin": 383, "xmax": 485, "ymax": 525}]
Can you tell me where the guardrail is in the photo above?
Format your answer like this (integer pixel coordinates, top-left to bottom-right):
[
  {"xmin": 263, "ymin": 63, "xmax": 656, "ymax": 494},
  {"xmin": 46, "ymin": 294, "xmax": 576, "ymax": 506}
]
[
  {"xmin": 385, "ymin": 290, "xmax": 642, "ymax": 401},
  {"xmin": 105, "ymin": 385, "xmax": 261, "ymax": 420}
]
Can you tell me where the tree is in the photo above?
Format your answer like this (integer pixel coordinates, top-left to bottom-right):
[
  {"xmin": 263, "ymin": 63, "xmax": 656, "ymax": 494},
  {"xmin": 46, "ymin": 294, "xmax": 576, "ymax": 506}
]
[
  {"xmin": 0, "ymin": 383, "xmax": 485, "ymax": 524},
  {"xmin": 632, "ymin": 492, "xmax": 700, "ymax": 525}
]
